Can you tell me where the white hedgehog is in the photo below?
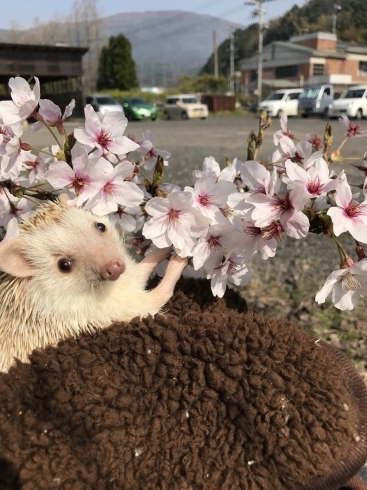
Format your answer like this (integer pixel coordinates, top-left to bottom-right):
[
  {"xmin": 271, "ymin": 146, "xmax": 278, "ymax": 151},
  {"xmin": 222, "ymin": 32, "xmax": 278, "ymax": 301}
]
[{"xmin": 0, "ymin": 198, "xmax": 187, "ymax": 372}]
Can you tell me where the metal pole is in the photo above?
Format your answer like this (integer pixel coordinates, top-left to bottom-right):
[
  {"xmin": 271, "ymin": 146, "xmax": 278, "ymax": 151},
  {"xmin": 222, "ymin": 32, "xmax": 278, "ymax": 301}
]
[
  {"xmin": 257, "ymin": 0, "xmax": 264, "ymax": 103},
  {"xmin": 332, "ymin": 3, "xmax": 337, "ymax": 34},
  {"xmin": 230, "ymin": 27, "xmax": 235, "ymax": 93},
  {"xmin": 213, "ymin": 30, "xmax": 219, "ymax": 78}
]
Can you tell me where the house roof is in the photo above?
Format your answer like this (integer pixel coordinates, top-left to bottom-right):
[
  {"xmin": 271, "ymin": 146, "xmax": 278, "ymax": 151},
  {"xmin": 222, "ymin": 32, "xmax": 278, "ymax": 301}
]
[
  {"xmin": 268, "ymin": 41, "xmax": 346, "ymax": 59},
  {"xmin": 240, "ymin": 38, "xmax": 367, "ymax": 67},
  {"xmin": 0, "ymin": 42, "xmax": 88, "ymax": 54}
]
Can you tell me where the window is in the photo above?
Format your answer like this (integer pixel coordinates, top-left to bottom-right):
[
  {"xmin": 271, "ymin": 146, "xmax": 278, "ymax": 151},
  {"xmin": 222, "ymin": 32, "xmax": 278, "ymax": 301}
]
[
  {"xmin": 267, "ymin": 92, "xmax": 285, "ymax": 101},
  {"xmin": 181, "ymin": 97, "xmax": 198, "ymax": 104},
  {"xmin": 95, "ymin": 96, "xmax": 118, "ymax": 105},
  {"xmin": 275, "ymin": 65, "xmax": 298, "ymax": 79},
  {"xmin": 322, "ymin": 87, "xmax": 331, "ymax": 97},
  {"xmin": 166, "ymin": 98, "xmax": 179, "ymax": 105},
  {"xmin": 251, "ymin": 70, "xmax": 257, "ymax": 82},
  {"xmin": 313, "ymin": 64, "xmax": 324, "ymax": 76},
  {"xmin": 288, "ymin": 92, "xmax": 302, "ymax": 100},
  {"xmin": 340, "ymin": 89, "xmax": 366, "ymax": 99},
  {"xmin": 359, "ymin": 61, "xmax": 367, "ymax": 76}
]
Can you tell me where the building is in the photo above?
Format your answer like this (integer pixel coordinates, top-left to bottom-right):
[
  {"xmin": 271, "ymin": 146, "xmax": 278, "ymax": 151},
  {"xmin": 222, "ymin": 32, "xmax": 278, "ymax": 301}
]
[
  {"xmin": 239, "ymin": 32, "xmax": 367, "ymax": 98},
  {"xmin": 0, "ymin": 43, "xmax": 88, "ymax": 117}
]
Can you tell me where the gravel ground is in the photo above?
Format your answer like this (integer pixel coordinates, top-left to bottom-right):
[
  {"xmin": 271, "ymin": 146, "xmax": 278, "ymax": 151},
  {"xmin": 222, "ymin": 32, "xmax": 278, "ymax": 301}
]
[
  {"xmin": 25, "ymin": 114, "xmax": 367, "ymax": 481},
  {"xmin": 25, "ymin": 114, "xmax": 367, "ymax": 367}
]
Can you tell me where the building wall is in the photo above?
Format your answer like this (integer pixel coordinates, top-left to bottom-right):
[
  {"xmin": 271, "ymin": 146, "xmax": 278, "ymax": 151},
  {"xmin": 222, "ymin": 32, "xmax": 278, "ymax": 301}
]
[{"xmin": 294, "ymin": 38, "xmax": 337, "ymax": 51}]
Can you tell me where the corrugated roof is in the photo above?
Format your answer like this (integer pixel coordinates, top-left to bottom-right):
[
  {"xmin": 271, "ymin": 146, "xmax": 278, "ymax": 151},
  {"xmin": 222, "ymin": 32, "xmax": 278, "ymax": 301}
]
[{"xmin": 0, "ymin": 42, "xmax": 88, "ymax": 54}]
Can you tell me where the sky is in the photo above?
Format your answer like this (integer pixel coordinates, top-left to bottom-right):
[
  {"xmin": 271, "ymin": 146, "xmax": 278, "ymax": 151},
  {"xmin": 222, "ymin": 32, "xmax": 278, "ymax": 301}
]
[{"xmin": 1, "ymin": 0, "xmax": 305, "ymax": 30}]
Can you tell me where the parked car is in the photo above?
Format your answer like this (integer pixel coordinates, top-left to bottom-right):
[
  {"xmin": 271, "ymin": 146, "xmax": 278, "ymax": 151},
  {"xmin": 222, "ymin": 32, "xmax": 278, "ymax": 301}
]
[
  {"xmin": 163, "ymin": 94, "xmax": 209, "ymax": 120},
  {"xmin": 258, "ymin": 88, "xmax": 303, "ymax": 117},
  {"xmin": 328, "ymin": 85, "xmax": 367, "ymax": 120},
  {"xmin": 121, "ymin": 97, "xmax": 157, "ymax": 121},
  {"xmin": 85, "ymin": 94, "xmax": 124, "ymax": 115},
  {"xmin": 298, "ymin": 84, "xmax": 334, "ymax": 117}
]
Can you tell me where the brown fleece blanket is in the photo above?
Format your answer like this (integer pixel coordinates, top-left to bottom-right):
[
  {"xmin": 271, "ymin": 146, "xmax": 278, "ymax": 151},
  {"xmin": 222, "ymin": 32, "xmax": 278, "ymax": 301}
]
[{"xmin": 0, "ymin": 278, "xmax": 366, "ymax": 490}]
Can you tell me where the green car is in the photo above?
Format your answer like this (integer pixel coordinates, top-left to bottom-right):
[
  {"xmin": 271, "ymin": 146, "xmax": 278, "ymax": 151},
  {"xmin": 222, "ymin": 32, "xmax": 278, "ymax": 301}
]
[{"xmin": 121, "ymin": 97, "xmax": 157, "ymax": 121}]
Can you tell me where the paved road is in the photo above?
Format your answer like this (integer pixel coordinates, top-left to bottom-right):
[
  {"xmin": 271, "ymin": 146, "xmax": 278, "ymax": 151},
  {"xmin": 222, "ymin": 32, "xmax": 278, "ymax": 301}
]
[{"xmin": 23, "ymin": 114, "xmax": 367, "ymax": 188}]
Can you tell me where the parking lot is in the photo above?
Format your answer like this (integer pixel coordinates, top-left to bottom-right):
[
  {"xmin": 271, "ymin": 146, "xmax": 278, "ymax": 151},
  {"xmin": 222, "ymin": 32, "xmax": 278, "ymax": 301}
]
[{"xmin": 23, "ymin": 114, "xmax": 367, "ymax": 188}]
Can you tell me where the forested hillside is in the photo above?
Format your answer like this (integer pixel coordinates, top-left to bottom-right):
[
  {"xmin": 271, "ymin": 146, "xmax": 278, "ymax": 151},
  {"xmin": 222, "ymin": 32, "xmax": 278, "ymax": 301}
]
[{"xmin": 200, "ymin": 0, "xmax": 367, "ymax": 77}]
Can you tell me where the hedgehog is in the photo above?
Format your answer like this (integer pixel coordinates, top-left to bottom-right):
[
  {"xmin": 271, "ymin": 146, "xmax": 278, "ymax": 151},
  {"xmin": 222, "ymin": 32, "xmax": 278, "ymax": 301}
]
[{"xmin": 0, "ymin": 198, "xmax": 187, "ymax": 372}]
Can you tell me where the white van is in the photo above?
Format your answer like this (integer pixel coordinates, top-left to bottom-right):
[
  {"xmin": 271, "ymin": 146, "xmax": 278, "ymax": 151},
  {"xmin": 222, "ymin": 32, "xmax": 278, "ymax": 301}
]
[
  {"xmin": 258, "ymin": 89, "xmax": 303, "ymax": 117},
  {"xmin": 328, "ymin": 85, "xmax": 367, "ymax": 120}
]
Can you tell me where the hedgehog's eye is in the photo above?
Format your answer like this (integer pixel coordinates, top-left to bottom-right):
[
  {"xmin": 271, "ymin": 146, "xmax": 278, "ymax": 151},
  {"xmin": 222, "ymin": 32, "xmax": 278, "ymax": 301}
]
[
  {"xmin": 58, "ymin": 259, "xmax": 72, "ymax": 273},
  {"xmin": 95, "ymin": 222, "xmax": 106, "ymax": 233}
]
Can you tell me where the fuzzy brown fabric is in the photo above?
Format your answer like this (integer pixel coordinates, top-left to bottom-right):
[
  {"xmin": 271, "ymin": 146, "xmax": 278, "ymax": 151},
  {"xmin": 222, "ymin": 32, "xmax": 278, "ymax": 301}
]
[{"xmin": 0, "ymin": 278, "xmax": 366, "ymax": 490}]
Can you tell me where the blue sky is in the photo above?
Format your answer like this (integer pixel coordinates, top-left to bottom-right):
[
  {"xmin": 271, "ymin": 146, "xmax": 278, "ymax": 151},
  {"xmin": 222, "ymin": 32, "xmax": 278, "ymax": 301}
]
[{"xmin": 1, "ymin": 0, "xmax": 305, "ymax": 30}]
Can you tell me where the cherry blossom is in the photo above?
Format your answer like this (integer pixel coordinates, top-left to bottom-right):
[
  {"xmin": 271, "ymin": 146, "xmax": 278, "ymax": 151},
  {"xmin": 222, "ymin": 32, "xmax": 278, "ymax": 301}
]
[
  {"xmin": 192, "ymin": 224, "xmax": 240, "ymax": 270},
  {"xmin": 279, "ymin": 136, "xmax": 323, "ymax": 170},
  {"xmin": 143, "ymin": 191, "xmax": 209, "ymax": 257},
  {"xmin": 21, "ymin": 151, "xmax": 51, "ymax": 184},
  {"xmin": 239, "ymin": 219, "xmax": 280, "ymax": 260},
  {"xmin": 306, "ymin": 133, "xmax": 322, "ymax": 151},
  {"xmin": 30, "ymin": 99, "xmax": 75, "ymax": 135},
  {"xmin": 0, "ymin": 76, "xmax": 40, "ymax": 125},
  {"xmin": 285, "ymin": 157, "xmax": 338, "ymax": 199},
  {"xmin": 0, "ymin": 191, "xmax": 34, "ymax": 228},
  {"xmin": 192, "ymin": 156, "xmax": 237, "ymax": 183},
  {"xmin": 2, "ymin": 216, "xmax": 20, "ymax": 241},
  {"xmin": 85, "ymin": 160, "xmax": 144, "ymax": 216},
  {"xmin": 315, "ymin": 259, "xmax": 367, "ymax": 310},
  {"xmin": 74, "ymin": 105, "xmax": 139, "ymax": 157},
  {"xmin": 273, "ymin": 112, "xmax": 294, "ymax": 145},
  {"xmin": 0, "ymin": 136, "xmax": 28, "ymax": 181},
  {"xmin": 248, "ymin": 186, "xmax": 310, "ymax": 239},
  {"xmin": 327, "ymin": 177, "xmax": 367, "ymax": 243},
  {"xmin": 206, "ymin": 251, "xmax": 252, "ymax": 298},
  {"xmin": 240, "ymin": 160, "xmax": 278, "ymax": 196},
  {"xmin": 184, "ymin": 171, "xmax": 235, "ymax": 223},
  {"xmin": 110, "ymin": 205, "xmax": 141, "ymax": 233},
  {"xmin": 339, "ymin": 114, "xmax": 367, "ymax": 137},
  {"xmin": 137, "ymin": 130, "xmax": 171, "ymax": 170},
  {"xmin": 45, "ymin": 143, "xmax": 104, "ymax": 206}
]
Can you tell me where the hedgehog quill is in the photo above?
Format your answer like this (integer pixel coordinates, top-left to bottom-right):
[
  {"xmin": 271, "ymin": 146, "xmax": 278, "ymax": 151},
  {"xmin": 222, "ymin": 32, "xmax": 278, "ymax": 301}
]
[{"xmin": 0, "ymin": 198, "xmax": 187, "ymax": 372}]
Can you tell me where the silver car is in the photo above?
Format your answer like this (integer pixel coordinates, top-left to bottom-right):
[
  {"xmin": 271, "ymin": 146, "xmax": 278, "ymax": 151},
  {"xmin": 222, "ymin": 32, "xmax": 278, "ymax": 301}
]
[{"xmin": 86, "ymin": 94, "xmax": 124, "ymax": 115}]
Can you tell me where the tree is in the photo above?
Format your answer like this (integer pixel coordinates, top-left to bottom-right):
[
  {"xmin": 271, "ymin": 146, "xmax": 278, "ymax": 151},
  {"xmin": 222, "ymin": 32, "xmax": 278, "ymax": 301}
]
[{"xmin": 97, "ymin": 34, "xmax": 138, "ymax": 91}]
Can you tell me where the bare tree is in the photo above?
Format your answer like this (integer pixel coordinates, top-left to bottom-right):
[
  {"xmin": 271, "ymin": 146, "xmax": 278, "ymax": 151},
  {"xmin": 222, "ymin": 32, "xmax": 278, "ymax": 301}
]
[
  {"xmin": 5, "ymin": 0, "xmax": 103, "ymax": 91},
  {"xmin": 67, "ymin": 0, "xmax": 103, "ymax": 92}
]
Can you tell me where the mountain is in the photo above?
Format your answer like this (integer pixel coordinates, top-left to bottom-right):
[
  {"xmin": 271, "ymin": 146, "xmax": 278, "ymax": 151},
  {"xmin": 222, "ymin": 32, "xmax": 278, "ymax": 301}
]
[
  {"xmin": 0, "ymin": 11, "xmax": 244, "ymax": 88},
  {"xmin": 200, "ymin": 0, "xmax": 367, "ymax": 77},
  {"xmin": 100, "ymin": 11, "xmax": 244, "ymax": 86}
]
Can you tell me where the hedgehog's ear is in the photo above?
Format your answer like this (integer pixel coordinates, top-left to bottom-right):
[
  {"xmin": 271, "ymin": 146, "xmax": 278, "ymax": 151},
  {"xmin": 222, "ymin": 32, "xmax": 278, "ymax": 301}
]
[{"xmin": 0, "ymin": 238, "xmax": 36, "ymax": 277}]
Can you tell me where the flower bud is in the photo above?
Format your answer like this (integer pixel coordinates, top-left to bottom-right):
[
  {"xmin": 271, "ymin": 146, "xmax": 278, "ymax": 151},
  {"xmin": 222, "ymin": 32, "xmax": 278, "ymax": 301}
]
[
  {"xmin": 329, "ymin": 150, "xmax": 341, "ymax": 162},
  {"xmin": 20, "ymin": 142, "xmax": 32, "ymax": 151},
  {"xmin": 132, "ymin": 236, "xmax": 145, "ymax": 246},
  {"xmin": 356, "ymin": 244, "xmax": 366, "ymax": 260},
  {"xmin": 340, "ymin": 256, "xmax": 354, "ymax": 269},
  {"xmin": 324, "ymin": 122, "xmax": 333, "ymax": 150}
]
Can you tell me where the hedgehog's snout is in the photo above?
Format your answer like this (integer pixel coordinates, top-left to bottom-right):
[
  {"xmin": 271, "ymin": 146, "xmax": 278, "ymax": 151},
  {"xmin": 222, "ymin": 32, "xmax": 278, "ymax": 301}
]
[{"xmin": 102, "ymin": 259, "xmax": 126, "ymax": 281}]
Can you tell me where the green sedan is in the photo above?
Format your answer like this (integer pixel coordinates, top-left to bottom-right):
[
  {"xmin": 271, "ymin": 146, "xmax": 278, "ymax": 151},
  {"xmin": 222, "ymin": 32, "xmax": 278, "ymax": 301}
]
[{"xmin": 121, "ymin": 97, "xmax": 157, "ymax": 121}]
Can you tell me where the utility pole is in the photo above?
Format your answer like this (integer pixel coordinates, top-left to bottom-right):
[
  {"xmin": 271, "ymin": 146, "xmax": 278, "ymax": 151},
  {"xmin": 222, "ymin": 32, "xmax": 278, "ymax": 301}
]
[
  {"xmin": 229, "ymin": 27, "xmax": 235, "ymax": 93},
  {"xmin": 332, "ymin": 3, "xmax": 341, "ymax": 35},
  {"xmin": 244, "ymin": 0, "xmax": 274, "ymax": 103},
  {"xmin": 213, "ymin": 30, "xmax": 219, "ymax": 78}
]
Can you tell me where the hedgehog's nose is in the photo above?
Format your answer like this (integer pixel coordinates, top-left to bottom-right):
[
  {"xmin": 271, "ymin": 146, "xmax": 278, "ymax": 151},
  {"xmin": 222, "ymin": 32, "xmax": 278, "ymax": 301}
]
[{"xmin": 103, "ymin": 259, "xmax": 126, "ymax": 281}]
